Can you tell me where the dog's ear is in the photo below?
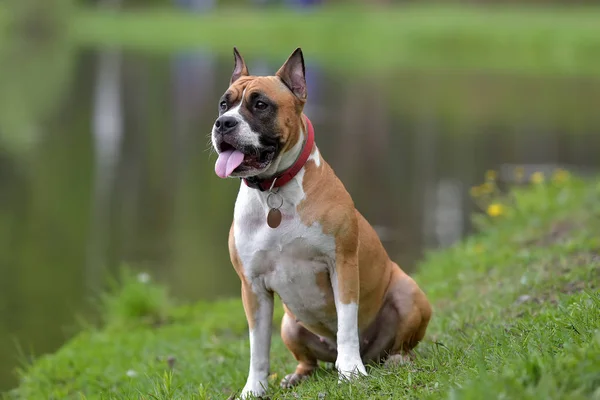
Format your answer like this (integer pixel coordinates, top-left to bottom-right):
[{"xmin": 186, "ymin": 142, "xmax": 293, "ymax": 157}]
[
  {"xmin": 276, "ymin": 48, "xmax": 306, "ymax": 101},
  {"xmin": 230, "ymin": 47, "xmax": 249, "ymax": 85}
]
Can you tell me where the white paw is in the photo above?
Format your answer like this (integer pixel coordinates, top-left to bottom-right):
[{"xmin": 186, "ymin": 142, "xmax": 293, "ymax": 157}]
[
  {"xmin": 335, "ymin": 357, "xmax": 367, "ymax": 383},
  {"xmin": 239, "ymin": 380, "xmax": 267, "ymax": 399}
]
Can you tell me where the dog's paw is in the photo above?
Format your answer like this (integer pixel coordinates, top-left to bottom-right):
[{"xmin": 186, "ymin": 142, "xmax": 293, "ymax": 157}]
[
  {"xmin": 383, "ymin": 353, "xmax": 413, "ymax": 369},
  {"xmin": 280, "ymin": 373, "xmax": 309, "ymax": 389},
  {"xmin": 239, "ymin": 380, "xmax": 268, "ymax": 399},
  {"xmin": 335, "ymin": 358, "xmax": 367, "ymax": 383}
]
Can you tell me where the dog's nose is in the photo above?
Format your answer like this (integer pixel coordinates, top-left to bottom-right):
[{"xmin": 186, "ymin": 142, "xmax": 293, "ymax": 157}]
[{"xmin": 214, "ymin": 116, "xmax": 238, "ymax": 134}]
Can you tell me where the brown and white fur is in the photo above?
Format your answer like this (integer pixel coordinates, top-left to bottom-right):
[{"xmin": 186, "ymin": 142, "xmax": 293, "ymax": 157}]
[{"xmin": 211, "ymin": 48, "xmax": 432, "ymax": 399}]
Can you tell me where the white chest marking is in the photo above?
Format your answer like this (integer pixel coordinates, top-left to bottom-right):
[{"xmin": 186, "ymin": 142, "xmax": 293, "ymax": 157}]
[{"xmin": 233, "ymin": 151, "xmax": 335, "ymax": 328}]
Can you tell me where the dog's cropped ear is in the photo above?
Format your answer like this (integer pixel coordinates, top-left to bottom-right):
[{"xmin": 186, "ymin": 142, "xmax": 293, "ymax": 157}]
[
  {"xmin": 230, "ymin": 47, "xmax": 249, "ymax": 85},
  {"xmin": 276, "ymin": 48, "xmax": 306, "ymax": 101}
]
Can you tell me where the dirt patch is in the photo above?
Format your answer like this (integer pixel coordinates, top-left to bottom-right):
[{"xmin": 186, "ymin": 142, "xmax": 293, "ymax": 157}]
[{"xmin": 527, "ymin": 220, "xmax": 579, "ymax": 247}]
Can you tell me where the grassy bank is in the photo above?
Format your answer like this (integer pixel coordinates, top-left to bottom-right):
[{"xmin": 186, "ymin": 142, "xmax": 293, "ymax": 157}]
[
  {"xmin": 2, "ymin": 5, "xmax": 600, "ymax": 75},
  {"xmin": 6, "ymin": 172, "xmax": 600, "ymax": 400},
  {"xmin": 70, "ymin": 5, "xmax": 600, "ymax": 76}
]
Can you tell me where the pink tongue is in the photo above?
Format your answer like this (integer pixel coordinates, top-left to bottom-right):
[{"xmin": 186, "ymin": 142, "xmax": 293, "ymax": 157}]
[{"xmin": 215, "ymin": 149, "xmax": 245, "ymax": 178}]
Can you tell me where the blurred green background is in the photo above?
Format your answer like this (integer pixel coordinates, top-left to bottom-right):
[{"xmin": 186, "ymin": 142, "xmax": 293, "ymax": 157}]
[{"xmin": 1, "ymin": 0, "xmax": 600, "ymax": 391}]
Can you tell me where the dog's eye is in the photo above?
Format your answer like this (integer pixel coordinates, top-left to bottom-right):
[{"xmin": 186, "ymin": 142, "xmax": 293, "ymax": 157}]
[
  {"xmin": 255, "ymin": 101, "xmax": 268, "ymax": 110},
  {"xmin": 219, "ymin": 101, "xmax": 227, "ymax": 111}
]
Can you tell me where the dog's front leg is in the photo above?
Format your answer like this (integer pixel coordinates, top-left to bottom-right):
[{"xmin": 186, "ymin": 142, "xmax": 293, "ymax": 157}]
[
  {"xmin": 239, "ymin": 280, "xmax": 274, "ymax": 399},
  {"xmin": 332, "ymin": 219, "xmax": 368, "ymax": 382}
]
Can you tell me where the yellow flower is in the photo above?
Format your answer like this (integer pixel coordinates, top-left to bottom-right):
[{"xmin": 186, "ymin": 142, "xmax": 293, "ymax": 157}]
[
  {"xmin": 514, "ymin": 166, "xmax": 525, "ymax": 183},
  {"xmin": 485, "ymin": 170, "xmax": 497, "ymax": 182},
  {"xmin": 530, "ymin": 171, "xmax": 545, "ymax": 185},
  {"xmin": 474, "ymin": 244, "xmax": 485, "ymax": 254},
  {"xmin": 487, "ymin": 203, "xmax": 505, "ymax": 217},
  {"xmin": 552, "ymin": 168, "xmax": 570, "ymax": 184},
  {"xmin": 471, "ymin": 182, "xmax": 495, "ymax": 198},
  {"xmin": 481, "ymin": 182, "xmax": 495, "ymax": 194}
]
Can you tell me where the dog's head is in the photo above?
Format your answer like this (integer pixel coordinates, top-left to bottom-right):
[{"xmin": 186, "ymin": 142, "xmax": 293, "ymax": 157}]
[{"xmin": 212, "ymin": 47, "xmax": 308, "ymax": 180}]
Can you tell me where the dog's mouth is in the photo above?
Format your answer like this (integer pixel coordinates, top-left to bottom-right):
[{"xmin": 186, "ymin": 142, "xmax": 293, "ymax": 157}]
[{"xmin": 215, "ymin": 140, "xmax": 276, "ymax": 178}]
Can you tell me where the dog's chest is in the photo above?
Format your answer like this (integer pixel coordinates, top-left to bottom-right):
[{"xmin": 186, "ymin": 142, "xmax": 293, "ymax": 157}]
[{"xmin": 233, "ymin": 184, "xmax": 337, "ymax": 328}]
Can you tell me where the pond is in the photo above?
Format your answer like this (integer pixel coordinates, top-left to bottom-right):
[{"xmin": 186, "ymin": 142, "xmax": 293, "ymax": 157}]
[{"xmin": 0, "ymin": 45, "xmax": 599, "ymax": 391}]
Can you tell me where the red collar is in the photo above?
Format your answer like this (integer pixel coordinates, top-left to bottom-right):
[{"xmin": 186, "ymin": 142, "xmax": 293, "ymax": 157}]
[{"xmin": 243, "ymin": 115, "xmax": 315, "ymax": 192}]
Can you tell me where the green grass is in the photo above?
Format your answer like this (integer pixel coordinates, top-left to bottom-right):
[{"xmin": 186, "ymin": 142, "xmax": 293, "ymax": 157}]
[
  {"xmin": 6, "ymin": 173, "xmax": 600, "ymax": 399},
  {"xmin": 4, "ymin": 4, "xmax": 600, "ymax": 75},
  {"xmin": 69, "ymin": 5, "xmax": 600, "ymax": 76}
]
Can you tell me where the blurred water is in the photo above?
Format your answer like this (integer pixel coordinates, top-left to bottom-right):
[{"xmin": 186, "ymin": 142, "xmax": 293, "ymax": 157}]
[{"xmin": 0, "ymin": 47, "xmax": 599, "ymax": 390}]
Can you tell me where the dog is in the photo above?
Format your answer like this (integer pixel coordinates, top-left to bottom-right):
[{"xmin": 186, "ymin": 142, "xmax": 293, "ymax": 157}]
[{"xmin": 211, "ymin": 47, "xmax": 432, "ymax": 398}]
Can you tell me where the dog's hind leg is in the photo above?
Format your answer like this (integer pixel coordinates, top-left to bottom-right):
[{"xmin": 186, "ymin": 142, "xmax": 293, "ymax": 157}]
[
  {"xmin": 280, "ymin": 311, "xmax": 337, "ymax": 389},
  {"xmin": 384, "ymin": 266, "xmax": 432, "ymax": 365}
]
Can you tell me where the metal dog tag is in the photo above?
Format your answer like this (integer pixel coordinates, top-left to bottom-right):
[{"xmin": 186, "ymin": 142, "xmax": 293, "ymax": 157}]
[
  {"xmin": 267, "ymin": 208, "xmax": 282, "ymax": 228},
  {"xmin": 266, "ymin": 190, "xmax": 284, "ymax": 229}
]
